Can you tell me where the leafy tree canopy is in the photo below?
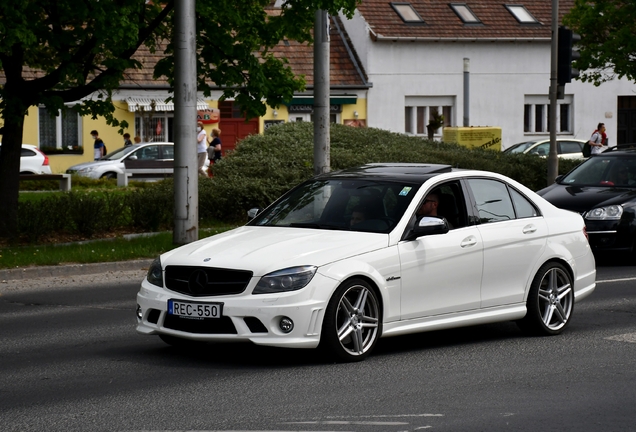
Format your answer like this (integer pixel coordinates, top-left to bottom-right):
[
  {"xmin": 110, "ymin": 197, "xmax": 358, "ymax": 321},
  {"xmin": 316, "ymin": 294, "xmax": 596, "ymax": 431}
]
[
  {"xmin": 0, "ymin": 0, "xmax": 359, "ymax": 238},
  {"xmin": 564, "ymin": 0, "xmax": 636, "ymax": 85}
]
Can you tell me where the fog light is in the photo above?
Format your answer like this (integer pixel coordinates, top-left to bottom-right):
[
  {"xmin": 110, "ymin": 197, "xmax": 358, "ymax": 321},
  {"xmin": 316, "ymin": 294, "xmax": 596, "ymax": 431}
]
[
  {"xmin": 279, "ymin": 317, "xmax": 294, "ymax": 333},
  {"xmin": 136, "ymin": 305, "xmax": 143, "ymax": 320}
]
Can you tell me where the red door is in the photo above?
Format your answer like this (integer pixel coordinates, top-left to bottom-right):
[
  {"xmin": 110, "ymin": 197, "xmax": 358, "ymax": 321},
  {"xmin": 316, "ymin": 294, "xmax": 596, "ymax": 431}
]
[{"xmin": 218, "ymin": 119, "xmax": 259, "ymax": 156}]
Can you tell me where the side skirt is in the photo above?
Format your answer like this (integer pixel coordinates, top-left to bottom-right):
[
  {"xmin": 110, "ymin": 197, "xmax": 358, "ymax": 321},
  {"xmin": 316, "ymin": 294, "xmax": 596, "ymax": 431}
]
[{"xmin": 381, "ymin": 304, "xmax": 527, "ymax": 338}]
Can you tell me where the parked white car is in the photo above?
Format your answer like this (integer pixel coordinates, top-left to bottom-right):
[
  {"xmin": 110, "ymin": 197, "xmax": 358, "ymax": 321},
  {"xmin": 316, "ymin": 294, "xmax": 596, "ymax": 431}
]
[
  {"xmin": 0, "ymin": 144, "xmax": 52, "ymax": 174},
  {"xmin": 136, "ymin": 163, "xmax": 597, "ymax": 362},
  {"xmin": 66, "ymin": 142, "xmax": 181, "ymax": 179}
]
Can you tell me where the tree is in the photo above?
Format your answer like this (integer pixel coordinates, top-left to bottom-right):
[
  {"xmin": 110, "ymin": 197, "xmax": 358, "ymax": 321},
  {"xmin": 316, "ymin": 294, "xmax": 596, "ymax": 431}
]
[
  {"xmin": 0, "ymin": 0, "xmax": 358, "ymax": 239},
  {"xmin": 564, "ymin": 0, "xmax": 636, "ymax": 85}
]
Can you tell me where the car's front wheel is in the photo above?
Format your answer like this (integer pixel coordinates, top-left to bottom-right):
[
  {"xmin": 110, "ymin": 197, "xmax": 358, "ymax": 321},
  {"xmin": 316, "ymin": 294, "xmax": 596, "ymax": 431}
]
[
  {"xmin": 321, "ymin": 278, "xmax": 381, "ymax": 362},
  {"xmin": 518, "ymin": 262, "xmax": 574, "ymax": 335},
  {"xmin": 101, "ymin": 172, "xmax": 117, "ymax": 179}
]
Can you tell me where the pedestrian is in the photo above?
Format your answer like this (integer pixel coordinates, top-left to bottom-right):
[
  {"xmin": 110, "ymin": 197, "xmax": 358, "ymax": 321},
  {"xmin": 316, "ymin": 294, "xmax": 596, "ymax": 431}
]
[
  {"xmin": 123, "ymin": 133, "xmax": 133, "ymax": 147},
  {"xmin": 196, "ymin": 121, "xmax": 208, "ymax": 176},
  {"xmin": 589, "ymin": 122, "xmax": 608, "ymax": 155},
  {"xmin": 91, "ymin": 130, "xmax": 106, "ymax": 160}
]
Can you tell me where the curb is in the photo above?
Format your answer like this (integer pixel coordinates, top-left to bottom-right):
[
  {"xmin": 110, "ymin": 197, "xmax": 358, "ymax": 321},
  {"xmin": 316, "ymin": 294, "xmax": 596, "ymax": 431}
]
[{"xmin": 0, "ymin": 259, "xmax": 154, "ymax": 281}]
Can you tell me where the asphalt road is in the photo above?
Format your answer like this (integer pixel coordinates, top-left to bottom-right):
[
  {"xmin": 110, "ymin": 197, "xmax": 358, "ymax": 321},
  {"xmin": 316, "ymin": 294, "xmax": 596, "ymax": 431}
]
[{"xmin": 0, "ymin": 262, "xmax": 634, "ymax": 432}]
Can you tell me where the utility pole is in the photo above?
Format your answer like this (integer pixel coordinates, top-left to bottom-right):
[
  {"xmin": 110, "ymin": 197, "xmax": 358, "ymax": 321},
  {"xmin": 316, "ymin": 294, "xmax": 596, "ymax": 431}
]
[
  {"xmin": 547, "ymin": 0, "xmax": 559, "ymax": 185},
  {"xmin": 173, "ymin": 0, "xmax": 198, "ymax": 244},
  {"xmin": 313, "ymin": 10, "xmax": 330, "ymax": 176}
]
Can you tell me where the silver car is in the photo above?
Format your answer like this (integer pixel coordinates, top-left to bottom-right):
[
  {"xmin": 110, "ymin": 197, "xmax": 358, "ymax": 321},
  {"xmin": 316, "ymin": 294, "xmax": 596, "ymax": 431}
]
[{"xmin": 66, "ymin": 142, "xmax": 178, "ymax": 179}]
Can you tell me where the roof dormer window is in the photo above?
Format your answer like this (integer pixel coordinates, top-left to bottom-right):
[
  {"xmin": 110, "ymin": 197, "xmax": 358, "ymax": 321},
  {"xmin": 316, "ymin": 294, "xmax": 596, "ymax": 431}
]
[
  {"xmin": 505, "ymin": 5, "xmax": 540, "ymax": 24},
  {"xmin": 450, "ymin": 3, "xmax": 481, "ymax": 24},
  {"xmin": 391, "ymin": 3, "xmax": 425, "ymax": 23}
]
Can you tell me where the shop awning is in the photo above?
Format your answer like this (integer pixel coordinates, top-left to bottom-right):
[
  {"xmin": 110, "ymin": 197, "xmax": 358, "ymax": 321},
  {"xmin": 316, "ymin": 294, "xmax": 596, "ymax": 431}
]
[{"xmin": 126, "ymin": 97, "xmax": 210, "ymax": 112}]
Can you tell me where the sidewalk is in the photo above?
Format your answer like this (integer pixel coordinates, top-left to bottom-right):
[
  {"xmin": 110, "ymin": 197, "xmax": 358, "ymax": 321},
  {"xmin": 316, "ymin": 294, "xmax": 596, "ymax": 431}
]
[{"xmin": 0, "ymin": 259, "xmax": 154, "ymax": 281}]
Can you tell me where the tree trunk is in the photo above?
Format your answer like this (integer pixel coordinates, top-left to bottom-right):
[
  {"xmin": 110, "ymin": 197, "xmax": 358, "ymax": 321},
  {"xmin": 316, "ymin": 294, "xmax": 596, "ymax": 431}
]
[
  {"xmin": 427, "ymin": 125, "xmax": 435, "ymax": 141},
  {"xmin": 0, "ymin": 112, "xmax": 25, "ymax": 240}
]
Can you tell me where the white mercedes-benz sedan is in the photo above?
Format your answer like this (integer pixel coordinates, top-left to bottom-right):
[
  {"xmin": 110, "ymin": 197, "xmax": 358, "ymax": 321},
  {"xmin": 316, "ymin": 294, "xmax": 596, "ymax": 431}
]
[{"xmin": 136, "ymin": 163, "xmax": 596, "ymax": 362}]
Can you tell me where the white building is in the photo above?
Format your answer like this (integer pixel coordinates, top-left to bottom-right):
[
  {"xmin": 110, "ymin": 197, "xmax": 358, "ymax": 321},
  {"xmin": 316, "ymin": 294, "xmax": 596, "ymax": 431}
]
[{"xmin": 339, "ymin": 0, "xmax": 636, "ymax": 148}]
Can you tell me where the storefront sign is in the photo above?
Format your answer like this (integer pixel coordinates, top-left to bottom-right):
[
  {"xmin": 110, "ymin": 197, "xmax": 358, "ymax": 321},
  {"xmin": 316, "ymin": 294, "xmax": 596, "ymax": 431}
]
[{"xmin": 288, "ymin": 104, "xmax": 342, "ymax": 114}]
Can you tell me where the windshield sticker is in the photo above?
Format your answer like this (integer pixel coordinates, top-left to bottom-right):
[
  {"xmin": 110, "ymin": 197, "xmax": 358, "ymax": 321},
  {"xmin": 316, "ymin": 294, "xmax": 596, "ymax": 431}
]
[{"xmin": 399, "ymin": 186, "xmax": 413, "ymax": 196}]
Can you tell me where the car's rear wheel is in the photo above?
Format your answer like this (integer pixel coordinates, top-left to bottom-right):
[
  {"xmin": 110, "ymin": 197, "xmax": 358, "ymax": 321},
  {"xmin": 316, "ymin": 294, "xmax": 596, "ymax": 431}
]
[
  {"xmin": 321, "ymin": 278, "xmax": 381, "ymax": 362},
  {"xmin": 518, "ymin": 262, "xmax": 574, "ymax": 335}
]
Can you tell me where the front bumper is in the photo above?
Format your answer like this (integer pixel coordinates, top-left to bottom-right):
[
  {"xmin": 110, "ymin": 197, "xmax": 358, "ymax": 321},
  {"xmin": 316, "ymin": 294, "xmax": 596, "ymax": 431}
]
[
  {"xmin": 136, "ymin": 272, "xmax": 338, "ymax": 348},
  {"xmin": 586, "ymin": 219, "xmax": 635, "ymax": 253}
]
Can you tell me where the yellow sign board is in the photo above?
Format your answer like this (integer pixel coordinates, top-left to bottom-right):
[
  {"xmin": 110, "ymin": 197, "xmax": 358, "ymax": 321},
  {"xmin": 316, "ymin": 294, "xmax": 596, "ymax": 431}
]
[{"xmin": 443, "ymin": 127, "xmax": 502, "ymax": 151}]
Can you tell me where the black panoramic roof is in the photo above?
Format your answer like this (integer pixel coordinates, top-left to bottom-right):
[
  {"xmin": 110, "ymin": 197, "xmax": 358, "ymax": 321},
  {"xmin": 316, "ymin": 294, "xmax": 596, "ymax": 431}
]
[{"xmin": 318, "ymin": 163, "xmax": 453, "ymax": 183}]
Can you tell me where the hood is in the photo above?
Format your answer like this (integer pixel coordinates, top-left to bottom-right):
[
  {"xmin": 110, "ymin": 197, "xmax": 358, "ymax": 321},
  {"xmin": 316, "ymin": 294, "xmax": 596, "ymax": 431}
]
[
  {"xmin": 67, "ymin": 160, "xmax": 116, "ymax": 170},
  {"xmin": 537, "ymin": 183, "xmax": 636, "ymax": 213},
  {"xmin": 160, "ymin": 226, "xmax": 389, "ymax": 276}
]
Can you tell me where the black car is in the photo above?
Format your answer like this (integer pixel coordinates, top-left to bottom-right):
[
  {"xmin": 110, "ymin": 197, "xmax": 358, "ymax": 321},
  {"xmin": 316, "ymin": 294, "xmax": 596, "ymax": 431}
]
[{"xmin": 537, "ymin": 150, "xmax": 636, "ymax": 255}]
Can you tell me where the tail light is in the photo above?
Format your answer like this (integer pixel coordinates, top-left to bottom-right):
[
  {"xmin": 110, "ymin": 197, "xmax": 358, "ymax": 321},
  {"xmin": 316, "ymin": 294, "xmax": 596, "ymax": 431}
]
[
  {"xmin": 35, "ymin": 148, "xmax": 50, "ymax": 166},
  {"xmin": 583, "ymin": 226, "xmax": 588, "ymax": 241}
]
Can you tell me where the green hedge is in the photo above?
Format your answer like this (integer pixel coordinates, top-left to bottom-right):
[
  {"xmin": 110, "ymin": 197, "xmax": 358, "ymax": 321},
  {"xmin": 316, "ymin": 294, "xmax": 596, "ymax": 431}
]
[{"xmin": 17, "ymin": 122, "xmax": 581, "ymax": 243}]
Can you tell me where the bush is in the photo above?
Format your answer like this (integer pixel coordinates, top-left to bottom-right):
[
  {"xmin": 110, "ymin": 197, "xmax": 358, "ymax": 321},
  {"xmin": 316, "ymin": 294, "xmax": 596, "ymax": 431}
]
[
  {"xmin": 16, "ymin": 122, "xmax": 583, "ymax": 242},
  {"xmin": 207, "ymin": 122, "xmax": 581, "ymax": 222}
]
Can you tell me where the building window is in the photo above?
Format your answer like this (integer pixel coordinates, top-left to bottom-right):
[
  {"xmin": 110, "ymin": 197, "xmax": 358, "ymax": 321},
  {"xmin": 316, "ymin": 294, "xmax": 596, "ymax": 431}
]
[
  {"xmin": 405, "ymin": 102, "xmax": 453, "ymax": 135},
  {"xmin": 450, "ymin": 4, "xmax": 481, "ymax": 24},
  {"xmin": 219, "ymin": 101, "xmax": 244, "ymax": 118},
  {"xmin": 391, "ymin": 3, "xmax": 425, "ymax": 23},
  {"xmin": 135, "ymin": 114, "xmax": 173, "ymax": 142},
  {"xmin": 38, "ymin": 107, "xmax": 82, "ymax": 154},
  {"xmin": 524, "ymin": 96, "xmax": 573, "ymax": 134},
  {"xmin": 505, "ymin": 5, "xmax": 540, "ymax": 24}
]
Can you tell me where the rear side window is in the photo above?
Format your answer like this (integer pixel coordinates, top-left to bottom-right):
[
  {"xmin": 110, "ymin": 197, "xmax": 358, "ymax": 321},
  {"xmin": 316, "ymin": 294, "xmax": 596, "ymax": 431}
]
[
  {"xmin": 466, "ymin": 179, "xmax": 515, "ymax": 223},
  {"xmin": 560, "ymin": 141, "xmax": 583, "ymax": 154},
  {"xmin": 510, "ymin": 188, "xmax": 538, "ymax": 218},
  {"xmin": 21, "ymin": 148, "xmax": 36, "ymax": 157}
]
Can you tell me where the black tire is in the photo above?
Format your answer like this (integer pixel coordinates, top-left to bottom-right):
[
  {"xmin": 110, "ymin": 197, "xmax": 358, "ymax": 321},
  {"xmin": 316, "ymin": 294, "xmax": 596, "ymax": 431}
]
[
  {"xmin": 101, "ymin": 172, "xmax": 117, "ymax": 179},
  {"xmin": 320, "ymin": 278, "xmax": 381, "ymax": 362},
  {"xmin": 158, "ymin": 334, "xmax": 203, "ymax": 348},
  {"xmin": 518, "ymin": 262, "xmax": 574, "ymax": 335}
]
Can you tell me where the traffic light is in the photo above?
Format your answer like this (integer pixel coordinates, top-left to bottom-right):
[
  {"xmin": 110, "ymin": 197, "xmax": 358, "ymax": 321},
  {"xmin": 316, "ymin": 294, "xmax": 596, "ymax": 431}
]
[{"xmin": 557, "ymin": 26, "xmax": 581, "ymax": 86}]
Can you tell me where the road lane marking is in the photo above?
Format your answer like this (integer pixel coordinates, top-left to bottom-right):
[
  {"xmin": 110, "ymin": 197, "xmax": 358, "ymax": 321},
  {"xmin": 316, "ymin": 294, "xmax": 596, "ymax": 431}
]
[
  {"xmin": 605, "ymin": 333, "xmax": 636, "ymax": 343},
  {"xmin": 597, "ymin": 276, "xmax": 636, "ymax": 284}
]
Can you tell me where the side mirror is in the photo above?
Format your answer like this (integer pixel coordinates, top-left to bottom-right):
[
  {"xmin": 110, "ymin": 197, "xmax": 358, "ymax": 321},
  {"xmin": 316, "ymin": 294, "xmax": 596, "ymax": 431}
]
[
  {"xmin": 128, "ymin": 155, "xmax": 138, "ymax": 160},
  {"xmin": 247, "ymin": 208, "xmax": 262, "ymax": 221},
  {"xmin": 405, "ymin": 216, "xmax": 449, "ymax": 241}
]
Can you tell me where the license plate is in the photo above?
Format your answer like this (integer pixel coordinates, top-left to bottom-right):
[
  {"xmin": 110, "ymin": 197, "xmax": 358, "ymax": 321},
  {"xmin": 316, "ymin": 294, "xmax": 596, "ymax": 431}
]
[{"xmin": 168, "ymin": 300, "xmax": 222, "ymax": 319}]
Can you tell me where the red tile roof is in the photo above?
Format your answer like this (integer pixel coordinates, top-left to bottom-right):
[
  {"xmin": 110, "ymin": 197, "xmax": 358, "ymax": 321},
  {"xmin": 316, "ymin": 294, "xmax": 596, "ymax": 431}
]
[{"xmin": 358, "ymin": 0, "xmax": 574, "ymax": 40}]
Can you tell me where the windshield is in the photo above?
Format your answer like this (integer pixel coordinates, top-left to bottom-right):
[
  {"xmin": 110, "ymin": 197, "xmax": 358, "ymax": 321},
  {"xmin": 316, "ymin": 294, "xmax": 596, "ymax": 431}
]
[
  {"xmin": 504, "ymin": 141, "xmax": 539, "ymax": 154},
  {"xmin": 250, "ymin": 178, "xmax": 421, "ymax": 233},
  {"xmin": 101, "ymin": 146, "xmax": 137, "ymax": 161},
  {"xmin": 560, "ymin": 156, "xmax": 636, "ymax": 187}
]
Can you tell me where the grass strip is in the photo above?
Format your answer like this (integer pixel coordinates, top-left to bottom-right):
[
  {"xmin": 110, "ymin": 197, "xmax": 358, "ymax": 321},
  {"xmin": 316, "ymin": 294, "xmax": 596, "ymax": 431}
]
[{"xmin": 0, "ymin": 227, "xmax": 235, "ymax": 269}]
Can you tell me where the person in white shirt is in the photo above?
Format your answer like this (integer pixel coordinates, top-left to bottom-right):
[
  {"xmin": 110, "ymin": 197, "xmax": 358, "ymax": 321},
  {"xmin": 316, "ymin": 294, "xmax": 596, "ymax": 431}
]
[
  {"xmin": 196, "ymin": 122, "xmax": 208, "ymax": 176},
  {"xmin": 589, "ymin": 122, "xmax": 607, "ymax": 155}
]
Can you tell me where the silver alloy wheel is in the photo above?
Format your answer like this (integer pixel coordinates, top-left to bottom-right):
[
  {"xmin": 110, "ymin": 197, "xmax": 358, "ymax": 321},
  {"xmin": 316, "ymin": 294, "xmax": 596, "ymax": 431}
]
[
  {"xmin": 537, "ymin": 267, "xmax": 573, "ymax": 331},
  {"xmin": 335, "ymin": 284, "xmax": 380, "ymax": 356}
]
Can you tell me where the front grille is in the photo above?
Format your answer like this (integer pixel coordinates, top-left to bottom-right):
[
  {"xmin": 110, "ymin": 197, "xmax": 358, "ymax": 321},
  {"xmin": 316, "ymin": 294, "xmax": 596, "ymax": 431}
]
[
  {"xmin": 147, "ymin": 309, "xmax": 161, "ymax": 324},
  {"xmin": 163, "ymin": 314, "xmax": 237, "ymax": 334},
  {"xmin": 165, "ymin": 266, "xmax": 253, "ymax": 297},
  {"xmin": 244, "ymin": 317, "xmax": 268, "ymax": 333}
]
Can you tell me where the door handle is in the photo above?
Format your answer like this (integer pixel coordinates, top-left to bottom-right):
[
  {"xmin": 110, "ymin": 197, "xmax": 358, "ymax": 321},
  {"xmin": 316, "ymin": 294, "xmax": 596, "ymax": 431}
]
[
  {"xmin": 522, "ymin": 224, "xmax": 537, "ymax": 234},
  {"xmin": 460, "ymin": 236, "xmax": 477, "ymax": 248}
]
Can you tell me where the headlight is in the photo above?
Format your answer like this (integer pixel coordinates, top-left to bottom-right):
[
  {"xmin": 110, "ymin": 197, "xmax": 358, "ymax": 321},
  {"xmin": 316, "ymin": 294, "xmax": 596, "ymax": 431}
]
[
  {"xmin": 585, "ymin": 205, "xmax": 623, "ymax": 220},
  {"xmin": 78, "ymin": 167, "xmax": 96, "ymax": 173},
  {"xmin": 146, "ymin": 257, "xmax": 163, "ymax": 287},
  {"xmin": 253, "ymin": 266, "xmax": 317, "ymax": 294}
]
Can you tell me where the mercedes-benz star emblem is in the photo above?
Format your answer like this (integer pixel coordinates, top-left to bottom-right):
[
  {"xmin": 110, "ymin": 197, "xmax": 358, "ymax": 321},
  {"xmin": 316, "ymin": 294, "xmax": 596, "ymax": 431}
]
[{"xmin": 188, "ymin": 269, "xmax": 209, "ymax": 295}]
